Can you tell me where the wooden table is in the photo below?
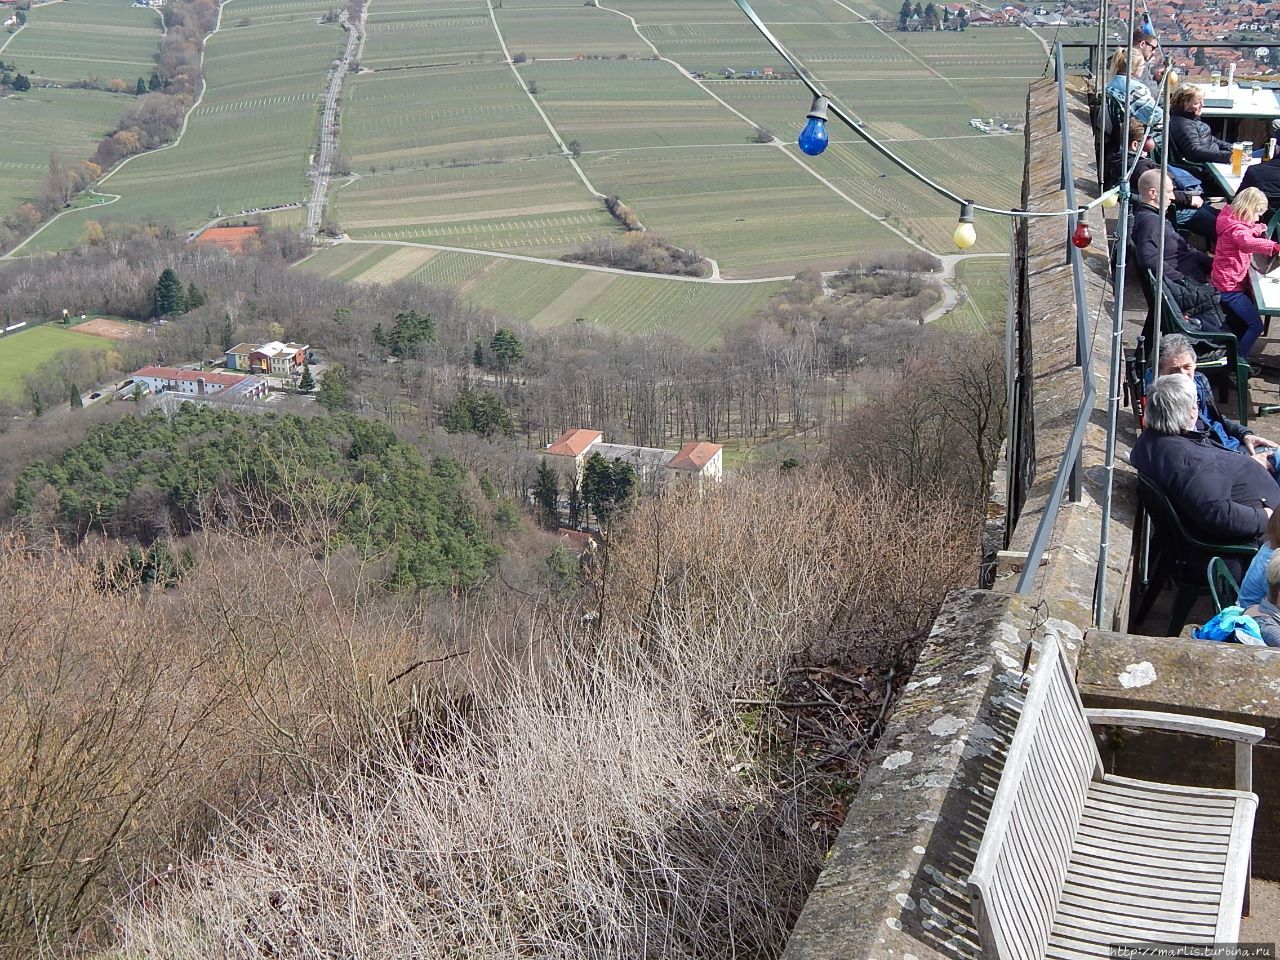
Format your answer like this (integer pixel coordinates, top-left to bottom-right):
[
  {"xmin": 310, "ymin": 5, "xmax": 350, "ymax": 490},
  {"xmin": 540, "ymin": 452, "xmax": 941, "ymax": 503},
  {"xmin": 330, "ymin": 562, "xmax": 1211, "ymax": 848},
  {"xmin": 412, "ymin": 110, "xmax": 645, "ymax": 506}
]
[{"xmin": 1207, "ymin": 157, "xmax": 1263, "ymax": 198}]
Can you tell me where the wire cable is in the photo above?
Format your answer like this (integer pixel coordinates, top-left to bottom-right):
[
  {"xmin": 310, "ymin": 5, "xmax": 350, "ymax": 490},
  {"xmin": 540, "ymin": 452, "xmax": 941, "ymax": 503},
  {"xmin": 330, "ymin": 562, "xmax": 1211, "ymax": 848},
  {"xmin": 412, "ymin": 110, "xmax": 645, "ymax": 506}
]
[{"xmin": 733, "ymin": 0, "xmax": 1118, "ymax": 219}]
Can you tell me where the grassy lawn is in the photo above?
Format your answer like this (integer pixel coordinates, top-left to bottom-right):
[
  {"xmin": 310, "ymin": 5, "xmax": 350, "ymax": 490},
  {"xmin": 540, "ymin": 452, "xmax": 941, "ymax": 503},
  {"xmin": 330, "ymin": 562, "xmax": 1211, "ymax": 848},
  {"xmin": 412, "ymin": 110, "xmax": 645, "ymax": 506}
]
[
  {"xmin": 0, "ymin": 324, "xmax": 109, "ymax": 400},
  {"xmin": 937, "ymin": 257, "xmax": 1010, "ymax": 333}
]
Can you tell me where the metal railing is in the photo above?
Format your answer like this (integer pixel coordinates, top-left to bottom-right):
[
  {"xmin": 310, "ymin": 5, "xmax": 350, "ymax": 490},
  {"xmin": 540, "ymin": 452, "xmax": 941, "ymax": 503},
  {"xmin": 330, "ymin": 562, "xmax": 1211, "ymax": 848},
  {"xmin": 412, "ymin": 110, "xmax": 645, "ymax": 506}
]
[{"xmin": 1013, "ymin": 43, "xmax": 1098, "ymax": 605}]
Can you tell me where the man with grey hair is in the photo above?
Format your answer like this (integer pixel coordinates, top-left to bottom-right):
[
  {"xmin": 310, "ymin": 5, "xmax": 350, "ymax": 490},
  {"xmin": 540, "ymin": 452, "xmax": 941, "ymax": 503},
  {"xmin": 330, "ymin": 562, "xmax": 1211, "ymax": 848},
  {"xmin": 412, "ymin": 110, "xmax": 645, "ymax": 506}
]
[
  {"xmin": 1132, "ymin": 374, "xmax": 1274, "ymax": 543},
  {"xmin": 1157, "ymin": 333, "xmax": 1279, "ymax": 470}
]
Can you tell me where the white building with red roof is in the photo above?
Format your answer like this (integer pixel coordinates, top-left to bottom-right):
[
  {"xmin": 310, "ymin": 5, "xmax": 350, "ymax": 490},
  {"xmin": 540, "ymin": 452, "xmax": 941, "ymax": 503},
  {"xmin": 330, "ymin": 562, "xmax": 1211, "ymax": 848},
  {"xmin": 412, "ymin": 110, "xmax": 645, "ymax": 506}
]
[
  {"xmin": 543, "ymin": 428, "xmax": 723, "ymax": 492},
  {"xmin": 132, "ymin": 366, "xmax": 268, "ymax": 400}
]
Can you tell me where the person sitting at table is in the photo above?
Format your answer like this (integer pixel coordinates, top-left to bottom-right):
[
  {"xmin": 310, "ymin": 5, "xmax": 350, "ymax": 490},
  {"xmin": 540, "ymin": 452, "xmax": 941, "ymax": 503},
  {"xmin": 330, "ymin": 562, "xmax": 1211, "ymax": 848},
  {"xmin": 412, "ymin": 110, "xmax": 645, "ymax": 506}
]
[
  {"xmin": 1131, "ymin": 373, "xmax": 1273, "ymax": 545},
  {"xmin": 1105, "ymin": 49, "xmax": 1162, "ymax": 128},
  {"xmin": 1118, "ymin": 120, "xmax": 1217, "ymax": 240},
  {"xmin": 1212, "ymin": 186, "xmax": 1280, "ymax": 360},
  {"xmin": 1168, "ymin": 85, "xmax": 1235, "ymax": 165},
  {"xmin": 1158, "ymin": 333, "xmax": 1279, "ymax": 464},
  {"xmin": 1239, "ymin": 148, "xmax": 1280, "ymax": 217}
]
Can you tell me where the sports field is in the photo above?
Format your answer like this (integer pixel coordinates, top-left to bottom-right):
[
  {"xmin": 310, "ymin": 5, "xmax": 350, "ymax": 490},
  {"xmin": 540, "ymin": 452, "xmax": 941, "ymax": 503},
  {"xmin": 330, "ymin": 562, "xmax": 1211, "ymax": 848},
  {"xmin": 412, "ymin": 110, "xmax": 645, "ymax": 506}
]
[
  {"xmin": 0, "ymin": 324, "xmax": 111, "ymax": 401},
  {"xmin": 2, "ymin": 0, "xmax": 162, "ymax": 84}
]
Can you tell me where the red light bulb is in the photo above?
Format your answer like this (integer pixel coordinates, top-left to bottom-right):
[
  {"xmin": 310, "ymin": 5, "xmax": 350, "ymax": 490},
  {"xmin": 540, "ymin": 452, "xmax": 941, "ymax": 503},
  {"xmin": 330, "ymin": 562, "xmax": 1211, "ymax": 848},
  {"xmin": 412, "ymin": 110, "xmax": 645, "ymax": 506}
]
[{"xmin": 1072, "ymin": 221, "xmax": 1093, "ymax": 248}]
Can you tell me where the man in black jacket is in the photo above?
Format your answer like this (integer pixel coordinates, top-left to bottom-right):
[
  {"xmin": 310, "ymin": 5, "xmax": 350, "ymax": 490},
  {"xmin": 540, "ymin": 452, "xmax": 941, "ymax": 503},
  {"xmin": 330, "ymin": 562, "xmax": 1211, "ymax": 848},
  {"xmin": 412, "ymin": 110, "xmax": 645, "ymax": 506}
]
[
  {"xmin": 1239, "ymin": 153, "xmax": 1280, "ymax": 217},
  {"xmin": 1131, "ymin": 169, "xmax": 1213, "ymax": 286},
  {"xmin": 1132, "ymin": 373, "xmax": 1273, "ymax": 543}
]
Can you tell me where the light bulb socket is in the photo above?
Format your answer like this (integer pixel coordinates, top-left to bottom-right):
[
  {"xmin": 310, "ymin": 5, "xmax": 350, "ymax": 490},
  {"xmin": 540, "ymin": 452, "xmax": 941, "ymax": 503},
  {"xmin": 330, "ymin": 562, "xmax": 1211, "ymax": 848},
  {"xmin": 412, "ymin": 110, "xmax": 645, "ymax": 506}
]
[
  {"xmin": 806, "ymin": 95, "xmax": 831, "ymax": 122},
  {"xmin": 957, "ymin": 201, "xmax": 975, "ymax": 225}
]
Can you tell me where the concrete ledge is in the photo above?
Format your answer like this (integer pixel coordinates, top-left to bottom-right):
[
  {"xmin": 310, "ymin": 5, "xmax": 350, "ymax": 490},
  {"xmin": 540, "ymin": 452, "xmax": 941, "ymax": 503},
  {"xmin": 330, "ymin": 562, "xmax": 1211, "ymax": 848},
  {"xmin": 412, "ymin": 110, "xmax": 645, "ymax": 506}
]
[{"xmin": 781, "ymin": 589, "xmax": 1085, "ymax": 960}]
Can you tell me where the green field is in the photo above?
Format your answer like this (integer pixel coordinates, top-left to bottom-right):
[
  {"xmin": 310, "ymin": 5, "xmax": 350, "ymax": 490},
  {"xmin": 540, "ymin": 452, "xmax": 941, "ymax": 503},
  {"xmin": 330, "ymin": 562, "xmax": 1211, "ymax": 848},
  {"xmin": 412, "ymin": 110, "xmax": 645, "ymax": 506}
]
[
  {"xmin": 19, "ymin": 0, "xmax": 340, "ymax": 253},
  {"xmin": 0, "ymin": 89, "xmax": 127, "ymax": 212},
  {"xmin": 3, "ymin": 0, "xmax": 162, "ymax": 84},
  {"xmin": 299, "ymin": 241, "xmax": 787, "ymax": 344},
  {"xmin": 937, "ymin": 257, "xmax": 1011, "ymax": 332},
  {"xmin": 0, "ymin": 324, "xmax": 110, "ymax": 400}
]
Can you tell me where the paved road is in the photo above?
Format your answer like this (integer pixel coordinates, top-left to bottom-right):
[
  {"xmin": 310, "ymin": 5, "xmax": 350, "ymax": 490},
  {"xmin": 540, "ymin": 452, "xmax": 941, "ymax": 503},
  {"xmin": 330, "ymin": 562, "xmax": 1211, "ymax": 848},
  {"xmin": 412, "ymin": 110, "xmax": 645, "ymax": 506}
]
[{"xmin": 304, "ymin": 6, "xmax": 367, "ymax": 239}]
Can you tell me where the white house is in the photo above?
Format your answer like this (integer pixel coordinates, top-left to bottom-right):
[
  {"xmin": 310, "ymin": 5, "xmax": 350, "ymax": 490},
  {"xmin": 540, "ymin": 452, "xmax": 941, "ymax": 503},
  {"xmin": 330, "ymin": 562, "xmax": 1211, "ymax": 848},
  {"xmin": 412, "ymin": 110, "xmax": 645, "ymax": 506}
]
[{"xmin": 132, "ymin": 365, "xmax": 268, "ymax": 400}]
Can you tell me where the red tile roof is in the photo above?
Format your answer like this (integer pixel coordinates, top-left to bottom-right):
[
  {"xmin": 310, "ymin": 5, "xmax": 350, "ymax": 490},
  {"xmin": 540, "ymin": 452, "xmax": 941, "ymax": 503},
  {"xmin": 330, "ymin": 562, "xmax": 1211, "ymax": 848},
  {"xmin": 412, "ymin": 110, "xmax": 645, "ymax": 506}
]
[
  {"xmin": 546, "ymin": 429, "xmax": 602, "ymax": 457},
  {"xmin": 668, "ymin": 441, "xmax": 722, "ymax": 472},
  {"xmin": 134, "ymin": 365, "xmax": 249, "ymax": 388}
]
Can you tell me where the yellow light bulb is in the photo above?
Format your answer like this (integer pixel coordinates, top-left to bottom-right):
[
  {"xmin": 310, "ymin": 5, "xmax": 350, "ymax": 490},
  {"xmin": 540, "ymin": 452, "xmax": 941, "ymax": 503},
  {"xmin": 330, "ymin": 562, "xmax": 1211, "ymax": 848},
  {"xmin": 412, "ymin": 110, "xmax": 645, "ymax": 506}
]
[
  {"xmin": 1101, "ymin": 190, "xmax": 1119, "ymax": 209},
  {"xmin": 953, "ymin": 221, "xmax": 977, "ymax": 249},
  {"xmin": 1166, "ymin": 68, "xmax": 1178, "ymax": 86}
]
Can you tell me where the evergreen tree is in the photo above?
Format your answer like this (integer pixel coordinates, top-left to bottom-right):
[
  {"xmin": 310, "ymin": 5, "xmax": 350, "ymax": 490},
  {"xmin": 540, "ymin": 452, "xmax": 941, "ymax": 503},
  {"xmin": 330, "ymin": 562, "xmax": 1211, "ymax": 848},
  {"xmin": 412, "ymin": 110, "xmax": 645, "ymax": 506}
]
[
  {"xmin": 149, "ymin": 70, "xmax": 162, "ymax": 91},
  {"xmin": 31, "ymin": 390, "xmax": 44, "ymax": 417},
  {"xmin": 923, "ymin": 2, "xmax": 937, "ymax": 26},
  {"xmin": 899, "ymin": 0, "xmax": 912, "ymax": 28},
  {"xmin": 533, "ymin": 459, "xmax": 560, "ymax": 528},
  {"xmin": 69, "ymin": 382, "xmax": 82, "ymax": 409},
  {"xmin": 136, "ymin": 77, "xmax": 147, "ymax": 95},
  {"xmin": 221, "ymin": 317, "xmax": 234, "ymax": 351},
  {"xmin": 152, "ymin": 268, "xmax": 185, "ymax": 317},
  {"xmin": 582, "ymin": 454, "xmax": 636, "ymax": 528},
  {"xmin": 473, "ymin": 339, "xmax": 485, "ymax": 368},
  {"xmin": 298, "ymin": 363, "xmax": 315, "ymax": 392},
  {"xmin": 12, "ymin": 74, "xmax": 30, "ymax": 92},
  {"xmin": 316, "ymin": 363, "xmax": 354, "ymax": 412},
  {"xmin": 913, "ymin": 2, "xmax": 922, "ymax": 16},
  {"xmin": 185, "ymin": 282, "xmax": 205, "ymax": 310},
  {"xmin": 490, "ymin": 328, "xmax": 524, "ymax": 373}
]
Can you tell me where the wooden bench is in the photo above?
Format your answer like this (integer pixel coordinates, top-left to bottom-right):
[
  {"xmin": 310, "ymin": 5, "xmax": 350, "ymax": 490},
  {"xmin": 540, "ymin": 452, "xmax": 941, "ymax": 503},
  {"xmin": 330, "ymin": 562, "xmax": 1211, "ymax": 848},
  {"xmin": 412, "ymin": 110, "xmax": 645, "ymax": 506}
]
[{"xmin": 966, "ymin": 634, "xmax": 1263, "ymax": 958}]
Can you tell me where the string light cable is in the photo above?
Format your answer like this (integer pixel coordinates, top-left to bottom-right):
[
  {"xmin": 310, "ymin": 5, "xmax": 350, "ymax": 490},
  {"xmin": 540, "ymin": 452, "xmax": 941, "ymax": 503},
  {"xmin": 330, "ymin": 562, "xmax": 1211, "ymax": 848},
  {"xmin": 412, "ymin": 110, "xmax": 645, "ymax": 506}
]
[{"xmin": 732, "ymin": 0, "xmax": 1131, "ymax": 243}]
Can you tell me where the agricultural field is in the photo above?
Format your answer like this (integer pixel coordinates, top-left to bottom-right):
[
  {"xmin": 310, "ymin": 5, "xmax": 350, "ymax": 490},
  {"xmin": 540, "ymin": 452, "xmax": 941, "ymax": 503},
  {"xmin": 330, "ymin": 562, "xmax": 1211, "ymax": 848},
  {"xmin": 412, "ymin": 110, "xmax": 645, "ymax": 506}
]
[
  {"xmin": 0, "ymin": 89, "xmax": 127, "ymax": 212},
  {"xmin": 299, "ymin": 242, "xmax": 787, "ymax": 344},
  {"xmin": 0, "ymin": 324, "xmax": 111, "ymax": 401},
  {"xmin": 19, "ymin": 0, "xmax": 341, "ymax": 254},
  {"xmin": 939, "ymin": 256, "xmax": 1012, "ymax": 332},
  {"xmin": 2, "ymin": 0, "xmax": 162, "ymax": 85}
]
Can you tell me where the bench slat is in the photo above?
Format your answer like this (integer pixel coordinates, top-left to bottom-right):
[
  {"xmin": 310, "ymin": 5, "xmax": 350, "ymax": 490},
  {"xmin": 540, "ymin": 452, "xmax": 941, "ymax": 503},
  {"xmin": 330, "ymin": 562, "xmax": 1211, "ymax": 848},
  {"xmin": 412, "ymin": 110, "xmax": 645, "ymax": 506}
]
[{"xmin": 965, "ymin": 634, "xmax": 1260, "ymax": 960}]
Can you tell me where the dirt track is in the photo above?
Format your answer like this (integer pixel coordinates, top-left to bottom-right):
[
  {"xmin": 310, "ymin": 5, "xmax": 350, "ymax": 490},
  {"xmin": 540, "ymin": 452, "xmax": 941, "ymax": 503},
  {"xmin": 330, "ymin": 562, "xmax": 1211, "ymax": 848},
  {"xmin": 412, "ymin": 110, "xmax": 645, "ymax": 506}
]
[{"xmin": 71, "ymin": 318, "xmax": 151, "ymax": 342}]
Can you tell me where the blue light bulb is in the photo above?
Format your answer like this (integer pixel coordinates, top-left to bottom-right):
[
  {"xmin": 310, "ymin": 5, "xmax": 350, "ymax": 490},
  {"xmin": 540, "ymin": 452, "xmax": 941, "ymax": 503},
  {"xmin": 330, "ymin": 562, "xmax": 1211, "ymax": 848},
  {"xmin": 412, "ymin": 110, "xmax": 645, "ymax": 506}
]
[{"xmin": 798, "ymin": 116, "xmax": 828, "ymax": 156}]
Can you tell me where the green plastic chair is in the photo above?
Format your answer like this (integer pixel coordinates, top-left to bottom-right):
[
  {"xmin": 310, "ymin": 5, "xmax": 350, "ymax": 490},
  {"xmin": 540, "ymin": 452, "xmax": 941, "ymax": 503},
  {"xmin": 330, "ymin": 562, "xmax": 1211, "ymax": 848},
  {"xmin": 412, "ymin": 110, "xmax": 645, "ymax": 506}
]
[
  {"xmin": 1208, "ymin": 556, "xmax": 1243, "ymax": 613},
  {"xmin": 1133, "ymin": 472, "xmax": 1257, "ymax": 634},
  {"xmin": 1144, "ymin": 267, "xmax": 1251, "ymax": 425}
]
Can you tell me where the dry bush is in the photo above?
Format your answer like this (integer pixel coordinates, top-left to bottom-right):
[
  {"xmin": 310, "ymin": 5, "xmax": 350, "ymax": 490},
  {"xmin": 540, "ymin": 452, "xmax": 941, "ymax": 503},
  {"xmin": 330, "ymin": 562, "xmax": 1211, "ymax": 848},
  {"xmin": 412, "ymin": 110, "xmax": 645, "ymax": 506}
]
[
  {"xmin": 105, "ymin": 472, "xmax": 979, "ymax": 959},
  {"xmin": 0, "ymin": 523, "xmax": 482, "ymax": 958}
]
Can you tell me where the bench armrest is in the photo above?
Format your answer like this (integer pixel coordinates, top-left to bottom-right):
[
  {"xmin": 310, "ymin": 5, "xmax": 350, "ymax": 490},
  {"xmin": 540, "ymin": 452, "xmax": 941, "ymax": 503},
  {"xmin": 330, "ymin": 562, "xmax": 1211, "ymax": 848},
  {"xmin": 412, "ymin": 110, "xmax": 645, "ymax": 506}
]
[
  {"xmin": 1086, "ymin": 708, "xmax": 1265, "ymax": 792},
  {"xmin": 1085, "ymin": 709, "xmax": 1265, "ymax": 744}
]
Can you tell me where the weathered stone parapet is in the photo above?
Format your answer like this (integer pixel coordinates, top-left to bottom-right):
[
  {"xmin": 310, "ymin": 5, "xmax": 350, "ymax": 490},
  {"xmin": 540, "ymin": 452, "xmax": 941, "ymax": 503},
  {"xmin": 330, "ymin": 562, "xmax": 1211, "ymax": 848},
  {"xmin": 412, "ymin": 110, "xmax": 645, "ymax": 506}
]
[
  {"xmin": 781, "ymin": 590, "xmax": 1083, "ymax": 960},
  {"xmin": 993, "ymin": 77, "xmax": 1136, "ymax": 632}
]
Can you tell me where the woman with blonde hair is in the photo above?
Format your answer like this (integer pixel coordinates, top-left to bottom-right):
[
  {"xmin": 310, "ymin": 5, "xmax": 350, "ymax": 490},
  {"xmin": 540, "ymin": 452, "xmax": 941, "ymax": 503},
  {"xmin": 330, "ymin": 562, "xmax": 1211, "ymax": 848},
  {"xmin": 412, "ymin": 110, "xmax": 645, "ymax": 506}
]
[
  {"xmin": 1213, "ymin": 186, "xmax": 1280, "ymax": 359},
  {"xmin": 1106, "ymin": 48, "xmax": 1162, "ymax": 127}
]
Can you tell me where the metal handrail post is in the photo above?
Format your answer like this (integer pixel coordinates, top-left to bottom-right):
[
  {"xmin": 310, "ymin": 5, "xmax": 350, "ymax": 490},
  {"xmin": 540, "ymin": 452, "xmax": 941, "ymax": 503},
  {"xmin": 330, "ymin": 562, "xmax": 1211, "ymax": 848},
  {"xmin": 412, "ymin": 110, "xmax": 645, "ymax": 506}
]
[
  {"xmin": 1094, "ymin": 0, "xmax": 1140, "ymax": 627},
  {"xmin": 1151, "ymin": 54, "xmax": 1174, "ymax": 382}
]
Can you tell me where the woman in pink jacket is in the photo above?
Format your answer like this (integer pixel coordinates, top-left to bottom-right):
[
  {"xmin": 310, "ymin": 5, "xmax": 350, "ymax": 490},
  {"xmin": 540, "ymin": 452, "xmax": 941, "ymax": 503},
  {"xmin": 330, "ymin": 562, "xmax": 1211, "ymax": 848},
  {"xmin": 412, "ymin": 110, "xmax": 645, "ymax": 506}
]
[{"xmin": 1213, "ymin": 186, "xmax": 1280, "ymax": 359}]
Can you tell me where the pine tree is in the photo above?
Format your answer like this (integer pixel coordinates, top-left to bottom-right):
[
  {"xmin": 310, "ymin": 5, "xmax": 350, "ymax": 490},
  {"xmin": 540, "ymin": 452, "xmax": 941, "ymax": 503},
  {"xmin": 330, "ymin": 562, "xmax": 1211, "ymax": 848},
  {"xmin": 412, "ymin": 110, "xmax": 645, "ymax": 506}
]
[
  {"xmin": 567, "ymin": 475, "xmax": 582, "ymax": 530},
  {"xmin": 149, "ymin": 70, "xmax": 162, "ymax": 91},
  {"xmin": 152, "ymin": 268, "xmax": 185, "ymax": 318},
  {"xmin": 899, "ymin": 0, "xmax": 912, "ymax": 28},
  {"xmin": 221, "ymin": 317, "xmax": 234, "ymax": 351},
  {"xmin": 136, "ymin": 77, "xmax": 147, "ymax": 96},
  {"xmin": 298, "ymin": 363, "xmax": 315, "ymax": 392},
  {"xmin": 473, "ymin": 339, "xmax": 485, "ymax": 368},
  {"xmin": 185, "ymin": 282, "xmax": 205, "ymax": 310},
  {"xmin": 31, "ymin": 390, "xmax": 44, "ymax": 416},
  {"xmin": 69, "ymin": 382, "xmax": 82, "ymax": 409},
  {"xmin": 316, "ymin": 364, "xmax": 354, "ymax": 412},
  {"xmin": 490, "ymin": 328, "xmax": 524, "ymax": 373},
  {"xmin": 533, "ymin": 459, "xmax": 560, "ymax": 528}
]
